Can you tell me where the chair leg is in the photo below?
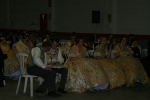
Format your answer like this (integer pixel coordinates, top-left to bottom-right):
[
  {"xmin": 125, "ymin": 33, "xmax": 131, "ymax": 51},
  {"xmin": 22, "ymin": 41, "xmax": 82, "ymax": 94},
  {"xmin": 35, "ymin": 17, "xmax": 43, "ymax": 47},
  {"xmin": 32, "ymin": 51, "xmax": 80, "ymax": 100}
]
[
  {"xmin": 39, "ymin": 77, "xmax": 43, "ymax": 86},
  {"xmin": 30, "ymin": 77, "xmax": 33, "ymax": 97},
  {"xmin": 23, "ymin": 77, "xmax": 28, "ymax": 93},
  {"xmin": 3, "ymin": 80, "xmax": 6, "ymax": 85},
  {"xmin": 56, "ymin": 74, "xmax": 61, "ymax": 83},
  {"xmin": 16, "ymin": 75, "xmax": 21, "ymax": 94}
]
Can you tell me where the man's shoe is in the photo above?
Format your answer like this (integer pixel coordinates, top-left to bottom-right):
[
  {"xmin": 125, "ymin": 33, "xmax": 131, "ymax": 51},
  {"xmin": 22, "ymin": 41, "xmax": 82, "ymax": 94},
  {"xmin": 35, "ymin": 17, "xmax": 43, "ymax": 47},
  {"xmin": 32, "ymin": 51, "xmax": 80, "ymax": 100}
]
[
  {"xmin": 47, "ymin": 91, "xmax": 61, "ymax": 97},
  {"xmin": 57, "ymin": 88, "xmax": 68, "ymax": 94},
  {"xmin": 34, "ymin": 89, "xmax": 44, "ymax": 97}
]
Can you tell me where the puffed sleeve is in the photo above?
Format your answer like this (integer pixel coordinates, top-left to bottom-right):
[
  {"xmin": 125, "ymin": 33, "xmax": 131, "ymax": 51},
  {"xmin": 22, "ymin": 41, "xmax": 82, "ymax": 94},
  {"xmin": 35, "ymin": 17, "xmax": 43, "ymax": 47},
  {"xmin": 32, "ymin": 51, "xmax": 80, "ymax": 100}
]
[
  {"xmin": 57, "ymin": 48, "xmax": 64, "ymax": 64},
  {"xmin": 60, "ymin": 41, "xmax": 71, "ymax": 54}
]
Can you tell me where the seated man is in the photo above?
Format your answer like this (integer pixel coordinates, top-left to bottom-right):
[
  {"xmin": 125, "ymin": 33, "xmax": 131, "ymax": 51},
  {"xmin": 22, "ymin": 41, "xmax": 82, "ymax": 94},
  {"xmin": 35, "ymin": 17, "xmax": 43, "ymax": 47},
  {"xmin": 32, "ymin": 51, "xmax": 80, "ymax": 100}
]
[
  {"xmin": 46, "ymin": 38, "xmax": 68, "ymax": 94},
  {"xmin": 85, "ymin": 38, "xmax": 94, "ymax": 50},
  {"xmin": 85, "ymin": 38, "xmax": 94, "ymax": 58},
  {"xmin": 27, "ymin": 41, "xmax": 61, "ymax": 97},
  {"xmin": 130, "ymin": 38, "xmax": 142, "ymax": 59}
]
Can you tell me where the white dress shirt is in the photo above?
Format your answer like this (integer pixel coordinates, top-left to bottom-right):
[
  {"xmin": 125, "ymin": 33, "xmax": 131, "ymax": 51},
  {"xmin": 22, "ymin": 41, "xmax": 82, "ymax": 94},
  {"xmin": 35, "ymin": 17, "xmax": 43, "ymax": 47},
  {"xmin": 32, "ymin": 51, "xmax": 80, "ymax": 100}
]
[{"xmin": 31, "ymin": 47, "xmax": 47, "ymax": 69}]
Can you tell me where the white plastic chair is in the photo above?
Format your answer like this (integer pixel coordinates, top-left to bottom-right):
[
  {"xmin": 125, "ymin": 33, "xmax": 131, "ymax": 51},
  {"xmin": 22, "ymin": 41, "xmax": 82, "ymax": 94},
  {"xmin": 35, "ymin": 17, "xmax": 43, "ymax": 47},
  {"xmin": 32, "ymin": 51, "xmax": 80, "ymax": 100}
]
[
  {"xmin": 141, "ymin": 49, "xmax": 148, "ymax": 57},
  {"xmin": 15, "ymin": 53, "xmax": 42, "ymax": 97},
  {"xmin": 137, "ymin": 45, "xmax": 142, "ymax": 56},
  {"xmin": 59, "ymin": 40, "xmax": 67, "ymax": 46},
  {"xmin": 86, "ymin": 50, "xmax": 94, "ymax": 58},
  {"xmin": 3, "ymin": 80, "xmax": 6, "ymax": 85}
]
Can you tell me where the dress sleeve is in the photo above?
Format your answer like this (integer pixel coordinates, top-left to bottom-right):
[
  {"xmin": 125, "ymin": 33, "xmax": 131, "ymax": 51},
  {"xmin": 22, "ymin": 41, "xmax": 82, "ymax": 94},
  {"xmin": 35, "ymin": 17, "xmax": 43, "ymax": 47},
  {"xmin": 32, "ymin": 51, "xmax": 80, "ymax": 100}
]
[
  {"xmin": 127, "ymin": 45, "xmax": 134, "ymax": 53},
  {"xmin": 15, "ymin": 42, "xmax": 29, "ymax": 54},
  {"xmin": 113, "ymin": 44, "xmax": 120, "ymax": 53},
  {"xmin": 15, "ymin": 42, "xmax": 22, "ymax": 53},
  {"xmin": 57, "ymin": 48, "xmax": 64, "ymax": 64}
]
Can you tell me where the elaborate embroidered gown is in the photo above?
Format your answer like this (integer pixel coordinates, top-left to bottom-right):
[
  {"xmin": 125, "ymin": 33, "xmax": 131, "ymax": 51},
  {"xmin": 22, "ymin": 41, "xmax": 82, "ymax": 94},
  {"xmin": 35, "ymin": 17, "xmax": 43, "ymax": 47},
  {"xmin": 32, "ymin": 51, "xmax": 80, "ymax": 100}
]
[
  {"xmin": 94, "ymin": 45, "xmax": 126, "ymax": 89},
  {"xmin": 64, "ymin": 45, "xmax": 108, "ymax": 93},
  {"xmin": 0, "ymin": 43, "xmax": 19, "ymax": 76},
  {"xmin": 114, "ymin": 44, "xmax": 150, "ymax": 86}
]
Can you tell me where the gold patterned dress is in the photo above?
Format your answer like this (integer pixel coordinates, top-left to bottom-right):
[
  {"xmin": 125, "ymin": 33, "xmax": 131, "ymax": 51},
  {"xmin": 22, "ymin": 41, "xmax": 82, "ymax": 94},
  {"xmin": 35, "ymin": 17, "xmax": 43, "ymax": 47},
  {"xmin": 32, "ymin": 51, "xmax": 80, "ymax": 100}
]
[
  {"xmin": 64, "ymin": 45, "xmax": 108, "ymax": 93},
  {"xmin": 114, "ymin": 44, "xmax": 150, "ymax": 86},
  {"xmin": 94, "ymin": 45, "xmax": 126, "ymax": 89},
  {"xmin": 0, "ymin": 43, "xmax": 19, "ymax": 76}
]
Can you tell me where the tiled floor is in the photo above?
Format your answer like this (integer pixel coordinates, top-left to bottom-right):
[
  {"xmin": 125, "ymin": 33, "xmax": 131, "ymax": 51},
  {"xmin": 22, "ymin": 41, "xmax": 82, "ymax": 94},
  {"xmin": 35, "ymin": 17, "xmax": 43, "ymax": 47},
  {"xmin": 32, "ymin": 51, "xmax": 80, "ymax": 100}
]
[{"xmin": 1, "ymin": 78, "xmax": 150, "ymax": 100}]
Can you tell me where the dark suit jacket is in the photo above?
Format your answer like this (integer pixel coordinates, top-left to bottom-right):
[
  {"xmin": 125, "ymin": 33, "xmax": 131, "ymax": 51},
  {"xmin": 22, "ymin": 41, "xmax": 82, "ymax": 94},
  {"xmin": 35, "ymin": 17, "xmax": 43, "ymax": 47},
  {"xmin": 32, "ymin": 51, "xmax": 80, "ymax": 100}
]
[{"xmin": 0, "ymin": 47, "xmax": 7, "ymax": 81}]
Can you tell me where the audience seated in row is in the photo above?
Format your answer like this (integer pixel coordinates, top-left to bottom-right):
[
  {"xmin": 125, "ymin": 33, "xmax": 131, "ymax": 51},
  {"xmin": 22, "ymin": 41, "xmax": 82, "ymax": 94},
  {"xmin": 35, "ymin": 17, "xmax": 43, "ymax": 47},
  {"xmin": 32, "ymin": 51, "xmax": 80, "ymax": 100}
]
[{"xmin": 1, "ymin": 31, "xmax": 150, "ymax": 96}]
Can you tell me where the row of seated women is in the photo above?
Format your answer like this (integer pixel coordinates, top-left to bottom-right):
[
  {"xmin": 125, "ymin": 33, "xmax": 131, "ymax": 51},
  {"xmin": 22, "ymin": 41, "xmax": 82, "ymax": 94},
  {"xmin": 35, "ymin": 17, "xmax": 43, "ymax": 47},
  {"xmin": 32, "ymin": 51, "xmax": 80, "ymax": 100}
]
[
  {"xmin": 0, "ymin": 36, "xmax": 19, "ymax": 79},
  {"xmin": 60, "ymin": 36, "xmax": 150, "ymax": 93},
  {"xmin": 1, "ymin": 32, "xmax": 150, "ymax": 93},
  {"xmin": 0, "ymin": 32, "xmax": 33, "ymax": 80}
]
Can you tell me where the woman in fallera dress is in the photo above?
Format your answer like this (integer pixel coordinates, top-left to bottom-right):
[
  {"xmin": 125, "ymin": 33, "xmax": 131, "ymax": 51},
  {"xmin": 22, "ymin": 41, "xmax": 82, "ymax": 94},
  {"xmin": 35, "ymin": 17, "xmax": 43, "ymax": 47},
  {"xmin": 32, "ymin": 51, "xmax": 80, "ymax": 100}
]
[
  {"xmin": 113, "ymin": 36, "xmax": 150, "ymax": 86},
  {"xmin": 60, "ymin": 32, "xmax": 76, "ymax": 54},
  {"xmin": 64, "ymin": 38, "xmax": 108, "ymax": 93},
  {"xmin": 15, "ymin": 32, "xmax": 33, "ymax": 63},
  {"xmin": 15, "ymin": 32, "xmax": 33, "ymax": 77},
  {"xmin": 94, "ymin": 37, "xmax": 126, "ymax": 89},
  {"xmin": 0, "ymin": 36, "xmax": 19, "ymax": 80}
]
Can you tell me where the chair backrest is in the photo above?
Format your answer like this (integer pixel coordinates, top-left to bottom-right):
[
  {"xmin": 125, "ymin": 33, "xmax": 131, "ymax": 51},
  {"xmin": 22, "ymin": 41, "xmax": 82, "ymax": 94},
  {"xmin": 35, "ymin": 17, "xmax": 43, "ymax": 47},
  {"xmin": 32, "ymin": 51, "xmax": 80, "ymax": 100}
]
[
  {"xmin": 86, "ymin": 50, "xmax": 94, "ymax": 58},
  {"xmin": 16, "ymin": 53, "xmax": 28, "ymax": 75},
  {"xmin": 137, "ymin": 45, "xmax": 142, "ymax": 56},
  {"xmin": 59, "ymin": 40, "xmax": 67, "ymax": 46},
  {"xmin": 36, "ymin": 42, "xmax": 42, "ymax": 47}
]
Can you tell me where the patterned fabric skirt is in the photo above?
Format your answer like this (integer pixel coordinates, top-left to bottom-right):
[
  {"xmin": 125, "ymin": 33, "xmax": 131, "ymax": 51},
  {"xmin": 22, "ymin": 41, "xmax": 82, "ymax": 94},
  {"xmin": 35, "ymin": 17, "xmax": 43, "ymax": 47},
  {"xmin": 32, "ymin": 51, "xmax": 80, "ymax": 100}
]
[
  {"xmin": 64, "ymin": 58, "xmax": 108, "ymax": 93},
  {"xmin": 98, "ymin": 59, "xmax": 126, "ymax": 89},
  {"xmin": 4, "ymin": 52, "xmax": 20, "ymax": 78},
  {"xmin": 116, "ymin": 56, "xmax": 150, "ymax": 86}
]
